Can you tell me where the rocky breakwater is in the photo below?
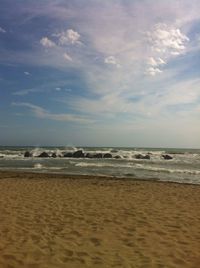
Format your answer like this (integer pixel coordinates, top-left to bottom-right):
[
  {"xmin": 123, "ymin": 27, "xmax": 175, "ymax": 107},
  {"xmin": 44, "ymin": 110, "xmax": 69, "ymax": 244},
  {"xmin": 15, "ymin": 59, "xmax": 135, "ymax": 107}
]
[
  {"xmin": 24, "ymin": 150, "xmax": 173, "ymax": 160},
  {"xmin": 24, "ymin": 150, "xmax": 114, "ymax": 159}
]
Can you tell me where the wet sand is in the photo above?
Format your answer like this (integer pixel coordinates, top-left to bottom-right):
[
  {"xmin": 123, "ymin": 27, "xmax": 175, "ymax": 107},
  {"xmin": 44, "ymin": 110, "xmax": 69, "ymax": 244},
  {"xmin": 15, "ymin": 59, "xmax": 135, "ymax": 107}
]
[{"xmin": 0, "ymin": 171, "xmax": 200, "ymax": 268}]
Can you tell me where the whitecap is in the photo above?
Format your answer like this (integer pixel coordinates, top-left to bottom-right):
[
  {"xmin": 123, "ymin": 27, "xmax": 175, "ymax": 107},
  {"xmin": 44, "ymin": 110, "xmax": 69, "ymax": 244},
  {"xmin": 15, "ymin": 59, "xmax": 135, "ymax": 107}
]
[
  {"xmin": 34, "ymin": 163, "xmax": 43, "ymax": 169},
  {"xmin": 134, "ymin": 164, "xmax": 200, "ymax": 175}
]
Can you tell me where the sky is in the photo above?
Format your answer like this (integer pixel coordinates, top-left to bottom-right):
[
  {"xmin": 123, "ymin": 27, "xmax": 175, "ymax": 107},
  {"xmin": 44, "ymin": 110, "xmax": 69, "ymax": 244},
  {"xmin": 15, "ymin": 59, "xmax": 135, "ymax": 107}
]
[{"xmin": 0, "ymin": 0, "xmax": 200, "ymax": 147}]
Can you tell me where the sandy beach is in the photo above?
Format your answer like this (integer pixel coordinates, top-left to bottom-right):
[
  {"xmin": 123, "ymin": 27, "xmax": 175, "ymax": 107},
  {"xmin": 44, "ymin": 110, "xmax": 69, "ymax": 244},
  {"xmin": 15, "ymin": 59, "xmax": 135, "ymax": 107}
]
[{"xmin": 0, "ymin": 171, "xmax": 200, "ymax": 268}]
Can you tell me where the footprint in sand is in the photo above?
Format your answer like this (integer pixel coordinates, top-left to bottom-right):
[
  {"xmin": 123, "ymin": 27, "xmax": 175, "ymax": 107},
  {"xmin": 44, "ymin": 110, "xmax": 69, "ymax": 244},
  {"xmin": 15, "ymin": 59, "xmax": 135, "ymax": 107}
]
[
  {"xmin": 90, "ymin": 237, "xmax": 101, "ymax": 246},
  {"xmin": 2, "ymin": 254, "xmax": 24, "ymax": 266},
  {"xmin": 62, "ymin": 256, "xmax": 86, "ymax": 264},
  {"xmin": 92, "ymin": 256, "xmax": 103, "ymax": 265},
  {"xmin": 70, "ymin": 230, "xmax": 82, "ymax": 237},
  {"xmin": 76, "ymin": 251, "xmax": 89, "ymax": 257},
  {"xmin": 3, "ymin": 254, "xmax": 16, "ymax": 261},
  {"xmin": 64, "ymin": 249, "xmax": 74, "ymax": 257}
]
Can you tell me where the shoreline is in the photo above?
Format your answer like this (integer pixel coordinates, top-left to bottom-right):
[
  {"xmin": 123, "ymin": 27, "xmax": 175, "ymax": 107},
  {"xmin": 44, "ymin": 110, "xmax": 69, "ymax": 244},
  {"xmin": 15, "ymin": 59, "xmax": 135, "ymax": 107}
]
[
  {"xmin": 1, "ymin": 170, "xmax": 200, "ymax": 267},
  {"xmin": 0, "ymin": 169, "xmax": 199, "ymax": 187}
]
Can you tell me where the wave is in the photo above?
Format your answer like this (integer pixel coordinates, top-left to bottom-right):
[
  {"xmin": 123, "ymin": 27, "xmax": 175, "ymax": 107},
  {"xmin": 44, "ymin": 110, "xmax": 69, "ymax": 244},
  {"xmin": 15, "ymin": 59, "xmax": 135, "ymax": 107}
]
[
  {"xmin": 75, "ymin": 162, "xmax": 132, "ymax": 168},
  {"xmin": 74, "ymin": 162, "xmax": 200, "ymax": 175},
  {"xmin": 134, "ymin": 164, "xmax": 200, "ymax": 175},
  {"xmin": 0, "ymin": 153, "xmax": 23, "ymax": 159},
  {"xmin": 34, "ymin": 163, "xmax": 43, "ymax": 169}
]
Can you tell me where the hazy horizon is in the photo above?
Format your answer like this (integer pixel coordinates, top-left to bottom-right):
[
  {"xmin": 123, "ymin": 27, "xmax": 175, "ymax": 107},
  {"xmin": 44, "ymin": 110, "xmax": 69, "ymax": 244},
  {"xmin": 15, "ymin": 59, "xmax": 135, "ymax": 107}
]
[
  {"xmin": 0, "ymin": 144, "xmax": 199, "ymax": 150},
  {"xmin": 0, "ymin": 0, "xmax": 200, "ymax": 148}
]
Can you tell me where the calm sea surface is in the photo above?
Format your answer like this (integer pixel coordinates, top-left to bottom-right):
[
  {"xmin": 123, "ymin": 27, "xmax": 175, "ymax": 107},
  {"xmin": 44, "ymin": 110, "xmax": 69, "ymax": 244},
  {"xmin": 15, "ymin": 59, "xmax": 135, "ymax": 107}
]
[{"xmin": 0, "ymin": 146, "xmax": 200, "ymax": 185}]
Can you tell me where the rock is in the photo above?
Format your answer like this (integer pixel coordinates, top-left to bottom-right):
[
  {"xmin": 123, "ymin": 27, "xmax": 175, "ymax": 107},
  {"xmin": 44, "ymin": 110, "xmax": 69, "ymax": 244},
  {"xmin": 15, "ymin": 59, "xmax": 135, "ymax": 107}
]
[
  {"xmin": 135, "ymin": 154, "xmax": 143, "ymax": 159},
  {"xmin": 162, "ymin": 154, "xmax": 173, "ymax": 160},
  {"xmin": 103, "ymin": 153, "xmax": 112, "ymax": 158},
  {"xmin": 135, "ymin": 154, "xmax": 150, "ymax": 160},
  {"xmin": 93, "ymin": 153, "xmax": 103, "ymax": 158},
  {"xmin": 51, "ymin": 153, "xmax": 57, "ymax": 158},
  {"xmin": 85, "ymin": 153, "xmax": 93, "ymax": 158},
  {"xmin": 24, "ymin": 151, "xmax": 32, "ymax": 157},
  {"xmin": 85, "ymin": 153, "xmax": 103, "ymax": 158},
  {"xmin": 63, "ymin": 152, "xmax": 73, "ymax": 157},
  {"xmin": 114, "ymin": 155, "xmax": 121, "ymax": 159},
  {"xmin": 143, "ymin": 154, "xmax": 150, "ymax": 160},
  {"xmin": 73, "ymin": 150, "xmax": 85, "ymax": 158},
  {"xmin": 38, "ymin": 152, "xmax": 50, "ymax": 158}
]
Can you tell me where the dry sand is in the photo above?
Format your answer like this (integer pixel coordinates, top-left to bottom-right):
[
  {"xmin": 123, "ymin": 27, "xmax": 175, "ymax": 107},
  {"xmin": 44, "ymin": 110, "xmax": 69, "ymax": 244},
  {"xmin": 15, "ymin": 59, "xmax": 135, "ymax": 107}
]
[{"xmin": 0, "ymin": 171, "xmax": 200, "ymax": 268}]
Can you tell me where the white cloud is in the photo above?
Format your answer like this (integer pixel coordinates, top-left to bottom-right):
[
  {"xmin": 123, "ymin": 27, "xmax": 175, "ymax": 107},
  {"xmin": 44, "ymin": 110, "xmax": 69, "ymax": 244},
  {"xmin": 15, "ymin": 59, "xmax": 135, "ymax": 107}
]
[
  {"xmin": 145, "ymin": 23, "xmax": 189, "ymax": 76},
  {"xmin": 104, "ymin": 56, "xmax": 121, "ymax": 68},
  {"xmin": 104, "ymin": 56, "xmax": 116, "ymax": 65},
  {"xmin": 66, "ymin": 29, "xmax": 80, "ymax": 44},
  {"xmin": 0, "ymin": 27, "xmax": 6, "ymax": 33},
  {"xmin": 40, "ymin": 37, "xmax": 56, "ymax": 48},
  {"xmin": 158, "ymin": 58, "xmax": 166, "ymax": 65},
  {"xmin": 24, "ymin": 71, "xmax": 30, "ymax": 75},
  {"xmin": 148, "ymin": 23, "xmax": 189, "ymax": 56},
  {"xmin": 147, "ymin": 57, "xmax": 166, "ymax": 67},
  {"xmin": 147, "ymin": 57, "xmax": 158, "ymax": 67},
  {"xmin": 146, "ymin": 57, "xmax": 166, "ymax": 76},
  {"xmin": 63, "ymin": 52, "xmax": 72, "ymax": 61},
  {"xmin": 170, "ymin": 51, "xmax": 182, "ymax": 56},
  {"xmin": 55, "ymin": 87, "xmax": 71, "ymax": 92},
  {"xmin": 13, "ymin": 88, "xmax": 37, "ymax": 96},
  {"xmin": 58, "ymin": 29, "xmax": 81, "ymax": 45},
  {"xmin": 12, "ymin": 102, "xmax": 94, "ymax": 124},
  {"xmin": 146, "ymin": 67, "xmax": 162, "ymax": 76}
]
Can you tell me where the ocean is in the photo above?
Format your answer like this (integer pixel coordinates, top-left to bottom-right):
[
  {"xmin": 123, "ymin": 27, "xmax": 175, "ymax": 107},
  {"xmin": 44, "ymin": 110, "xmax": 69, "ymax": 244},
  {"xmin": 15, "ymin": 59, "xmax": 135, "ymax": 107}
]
[{"xmin": 0, "ymin": 146, "xmax": 200, "ymax": 184}]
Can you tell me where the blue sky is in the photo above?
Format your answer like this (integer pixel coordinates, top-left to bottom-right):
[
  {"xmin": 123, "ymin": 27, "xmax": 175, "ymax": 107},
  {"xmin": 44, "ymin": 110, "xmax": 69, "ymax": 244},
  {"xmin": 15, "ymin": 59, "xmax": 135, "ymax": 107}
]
[{"xmin": 0, "ymin": 0, "xmax": 200, "ymax": 147}]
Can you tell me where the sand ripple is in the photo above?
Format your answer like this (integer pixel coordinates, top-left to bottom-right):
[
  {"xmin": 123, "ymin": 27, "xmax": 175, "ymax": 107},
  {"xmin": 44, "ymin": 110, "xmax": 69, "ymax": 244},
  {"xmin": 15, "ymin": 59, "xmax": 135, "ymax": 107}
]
[{"xmin": 0, "ymin": 171, "xmax": 200, "ymax": 267}]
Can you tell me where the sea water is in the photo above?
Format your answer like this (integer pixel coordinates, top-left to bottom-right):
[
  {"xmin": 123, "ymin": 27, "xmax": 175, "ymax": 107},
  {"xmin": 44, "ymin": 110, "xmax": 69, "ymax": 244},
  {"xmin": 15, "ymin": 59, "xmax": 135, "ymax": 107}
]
[{"xmin": 0, "ymin": 146, "xmax": 200, "ymax": 185}]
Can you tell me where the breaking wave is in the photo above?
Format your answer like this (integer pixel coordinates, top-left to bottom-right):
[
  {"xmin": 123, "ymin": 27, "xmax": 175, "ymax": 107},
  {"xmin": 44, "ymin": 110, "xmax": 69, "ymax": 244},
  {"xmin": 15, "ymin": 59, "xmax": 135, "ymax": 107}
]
[{"xmin": 0, "ymin": 146, "xmax": 200, "ymax": 184}]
